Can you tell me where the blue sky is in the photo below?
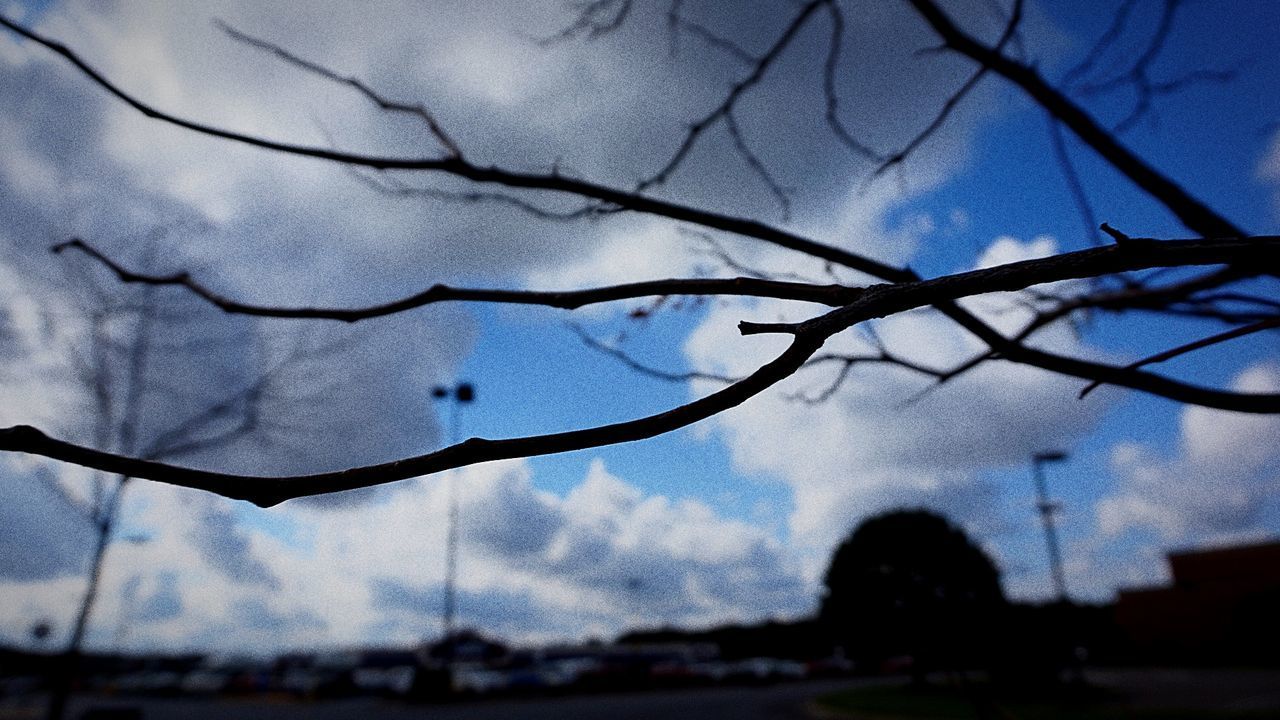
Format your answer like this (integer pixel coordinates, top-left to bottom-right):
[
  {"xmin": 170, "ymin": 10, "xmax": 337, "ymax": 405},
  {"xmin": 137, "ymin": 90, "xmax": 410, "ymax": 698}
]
[{"xmin": 0, "ymin": 0, "xmax": 1277, "ymax": 654}]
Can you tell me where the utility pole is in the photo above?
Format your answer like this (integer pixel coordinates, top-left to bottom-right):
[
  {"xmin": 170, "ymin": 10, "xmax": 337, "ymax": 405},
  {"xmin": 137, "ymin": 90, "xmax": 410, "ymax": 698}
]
[
  {"xmin": 431, "ymin": 382, "xmax": 474, "ymax": 657},
  {"xmin": 1031, "ymin": 451, "xmax": 1070, "ymax": 603}
]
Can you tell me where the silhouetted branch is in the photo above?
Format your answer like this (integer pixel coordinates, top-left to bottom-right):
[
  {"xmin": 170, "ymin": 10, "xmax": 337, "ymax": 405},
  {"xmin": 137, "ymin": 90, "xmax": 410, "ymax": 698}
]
[
  {"xmin": 6, "ymin": 233, "xmax": 1280, "ymax": 506},
  {"xmin": 1046, "ymin": 117, "xmax": 1104, "ymax": 247},
  {"xmin": 52, "ymin": 238, "xmax": 857, "ymax": 319},
  {"xmin": 681, "ymin": 22, "xmax": 756, "ymax": 64},
  {"xmin": 872, "ymin": 0, "xmax": 1023, "ymax": 178},
  {"xmin": 820, "ymin": 3, "xmax": 884, "ymax": 161},
  {"xmin": 0, "ymin": 332, "xmax": 825, "ymax": 507},
  {"xmin": 217, "ymin": 21, "xmax": 461, "ymax": 157},
  {"xmin": 350, "ymin": 170, "xmax": 615, "ymax": 220},
  {"xmin": 724, "ymin": 111, "xmax": 792, "ymax": 217},
  {"xmin": 48, "ymin": 224, "xmax": 1280, "ymax": 414},
  {"xmin": 788, "ymin": 350, "xmax": 947, "ymax": 404},
  {"xmin": 4, "ymin": 7, "xmax": 1278, "ymax": 498},
  {"xmin": 539, "ymin": 0, "xmax": 632, "ymax": 46},
  {"xmin": 1059, "ymin": 0, "xmax": 1139, "ymax": 90},
  {"xmin": 683, "ymin": 228, "xmax": 820, "ymax": 283},
  {"xmin": 634, "ymin": 0, "xmax": 828, "ymax": 194},
  {"xmin": 904, "ymin": 0, "xmax": 1245, "ymax": 240},
  {"xmin": 1059, "ymin": 0, "xmax": 1240, "ymax": 134},
  {"xmin": 569, "ymin": 324, "xmax": 740, "ymax": 384},
  {"xmin": 1079, "ymin": 317, "xmax": 1280, "ymax": 399},
  {"xmin": 3, "ymin": 13, "xmax": 920, "ymax": 280}
]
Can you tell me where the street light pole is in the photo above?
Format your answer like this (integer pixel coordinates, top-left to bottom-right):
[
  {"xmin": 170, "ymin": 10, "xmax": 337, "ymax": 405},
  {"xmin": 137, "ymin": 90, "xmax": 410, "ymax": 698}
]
[
  {"xmin": 1031, "ymin": 451, "xmax": 1070, "ymax": 603},
  {"xmin": 431, "ymin": 383, "xmax": 474, "ymax": 654}
]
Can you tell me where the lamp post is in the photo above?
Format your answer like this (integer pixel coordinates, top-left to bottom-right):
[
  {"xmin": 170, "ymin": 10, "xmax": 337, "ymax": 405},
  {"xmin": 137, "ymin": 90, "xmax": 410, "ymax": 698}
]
[
  {"xmin": 431, "ymin": 382, "xmax": 474, "ymax": 654},
  {"xmin": 1031, "ymin": 451, "xmax": 1070, "ymax": 603}
]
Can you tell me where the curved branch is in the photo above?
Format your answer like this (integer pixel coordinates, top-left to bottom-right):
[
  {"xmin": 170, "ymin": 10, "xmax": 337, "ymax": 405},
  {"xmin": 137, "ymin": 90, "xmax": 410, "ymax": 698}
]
[
  {"xmin": 788, "ymin": 350, "xmax": 947, "ymax": 404},
  {"xmin": 52, "ymin": 238, "xmax": 856, "ymax": 318},
  {"xmin": 904, "ymin": 0, "xmax": 1245, "ymax": 239},
  {"xmin": 635, "ymin": 0, "xmax": 829, "ymax": 193},
  {"xmin": 1078, "ymin": 317, "xmax": 1280, "ymax": 399},
  {"xmin": 0, "ymin": 14, "xmax": 909, "ymax": 280},
  {"xmin": 569, "ymin": 324, "xmax": 741, "ymax": 384},
  {"xmin": 538, "ymin": 0, "xmax": 632, "ymax": 46},
  {"xmin": 872, "ymin": 0, "xmax": 1022, "ymax": 177},
  {"xmin": 801, "ymin": 235, "xmax": 1280, "ymax": 413},
  {"xmin": 820, "ymin": 3, "xmax": 884, "ymax": 161},
  {"xmin": 349, "ymin": 169, "xmax": 615, "ymax": 221},
  {"xmin": 52, "ymin": 230, "xmax": 1280, "ymax": 413},
  {"xmin": 7, "ymin": 235, "xmax": 1279, "ymax": 505},
  {"xmin": 0, "ymin": 334, "xmax": 826, "ymax": 507},
  {"xmin": 16, "ymin": 236, "xmax": 1280, "ymax": 484},
  {"xmin": 217, "ymin": 21, "xmax": 461, "ymax": 157},
  {"xmin": 5, "ymin": 14, "xmax": 1273, "ymax": 415}
]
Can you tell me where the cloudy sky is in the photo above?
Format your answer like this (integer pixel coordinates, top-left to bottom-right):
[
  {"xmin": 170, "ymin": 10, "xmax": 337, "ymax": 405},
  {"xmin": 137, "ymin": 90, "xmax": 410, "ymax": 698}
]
[{"xmin": 1, "ymin": 0, "xmax": 1278, "ymax": 655}]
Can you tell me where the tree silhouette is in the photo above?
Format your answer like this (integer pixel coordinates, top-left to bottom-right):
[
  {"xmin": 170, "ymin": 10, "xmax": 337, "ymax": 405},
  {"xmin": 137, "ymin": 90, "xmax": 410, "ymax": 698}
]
[
  {"xmin": 819, "ymin": 509, "xmax": 1005, "ymax": 675},
  {"xmin": 16, "ymin": 234, "xmax": 332, "ymax": 720},
  {"xmin": 0, "ymin": 1, "xmax": 1275, "ymax": 505}
]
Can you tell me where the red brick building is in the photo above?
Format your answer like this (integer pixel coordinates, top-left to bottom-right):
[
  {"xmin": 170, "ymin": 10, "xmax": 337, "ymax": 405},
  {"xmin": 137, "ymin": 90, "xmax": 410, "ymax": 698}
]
[{"xmin": 1115, "ymin": 540, "xmax": 1280, "ymax": 663}]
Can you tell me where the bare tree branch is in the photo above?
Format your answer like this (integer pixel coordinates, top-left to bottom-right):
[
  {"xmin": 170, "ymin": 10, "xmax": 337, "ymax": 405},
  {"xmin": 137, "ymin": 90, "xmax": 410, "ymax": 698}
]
[
  {"xmin": 1058, "ymin": 0, "xmax": 1241, "ymax": 134},
  {"xmin": 820, "ymin": 3, "xmax": 884, "ymax": 161},
  {"xmin": 0, "ymin": 333, "xmax": 825, "ymax": 507},
  {"xmin": 666, "ymin": 2, "xmax": 758, "ymax": 66},
  {"xmin": 1079, "ymin": 317, "xmax": 1280, "ymax": 399},
  {"xmin": 1059, "ymin": 0, "xmax": 1139, "ymax": 90},
  {"xmin": 871, "ymin": 0, "xmax": 1023, "ymax": 178},
  {"xmin": 1046, "ymin": 116, "xmax": 1104, "ymax": 247},
  {"xmin": 4, "ymin": 7, "xmax": 1278, "ymax": 513},
  {"xmin": 215, "ymin": 21, "xmax": 461, "ymax": 157},
  {"xmin": 4, "ymin": 12, "xmax": 923, "ymax": 281},
  {"xmin": 349, "ymin": 169, "xmax": 616, "ymax": 221},
  {"xmin": 904, "ymin": 0, "xmax": 1245, "ymax": 240},
  {"xmin": 52, "ymin": 238, "xmax": 858, "ymax": 318},
  {"xmin": 683, "ymin": 227, "xmax": 820, "ymax": 283},
  {"xmin": 787, "ymin": 350, "xmax": 947, "ymax": 404},
  {"xmin": 569, "ymin": 324, "xmax": 740, "ymax": 384},
  {"xmin": 634, "ymin": 0, "xmax": 829, "ymax": 194},
  {"xmin": 6, "ymin": 233, "xmax": 1279, "ymax": 506},
  {"xmin": 538, "ymin": 0, "xmax": 632, "ymax": 46},
  {"xmin": 724, "ymin": 111, "xmax": 792, "ymax": 217},
  {"xmin": 49, "ymin": 227, "xmax": 1280, "ymax": 414}
]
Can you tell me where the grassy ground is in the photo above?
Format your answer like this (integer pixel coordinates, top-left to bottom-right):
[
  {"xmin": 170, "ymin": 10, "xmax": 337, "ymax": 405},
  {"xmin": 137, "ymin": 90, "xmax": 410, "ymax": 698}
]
[{"xmin": 815, "ymin": 679, "xmax": 1280, "ymax": 719}]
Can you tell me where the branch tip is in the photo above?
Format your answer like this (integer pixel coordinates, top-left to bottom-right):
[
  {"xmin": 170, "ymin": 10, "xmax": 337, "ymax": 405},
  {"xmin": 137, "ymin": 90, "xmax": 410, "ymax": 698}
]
[
  {"xmin": 1100, "ymin": 223, "xmax": 1132, "ymax": 244},
  {"xmin": 738, "ymin": 320, "xmax": 800, "ymax": 336}
]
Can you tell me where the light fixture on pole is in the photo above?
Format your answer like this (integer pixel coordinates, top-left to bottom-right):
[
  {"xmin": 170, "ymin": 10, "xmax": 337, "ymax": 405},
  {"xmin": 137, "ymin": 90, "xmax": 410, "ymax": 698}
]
[
  {"xmin": 431, "ymin": 382, "xmax": 474, "ymax": 654},
  {"xmin": 1031, "ymin": 450, "xmax": 1070, "ymax": 603}
]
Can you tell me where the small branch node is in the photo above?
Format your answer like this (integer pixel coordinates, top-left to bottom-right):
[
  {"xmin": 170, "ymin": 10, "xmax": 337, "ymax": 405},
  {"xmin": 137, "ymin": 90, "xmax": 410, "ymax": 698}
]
[
  {"xmin": 738, "ymin": 320, "xmax": 801, "ymax": 336},
  {"xmin": 1100, "ymin": 222, "xmax": 1133, "ymax": 244}
]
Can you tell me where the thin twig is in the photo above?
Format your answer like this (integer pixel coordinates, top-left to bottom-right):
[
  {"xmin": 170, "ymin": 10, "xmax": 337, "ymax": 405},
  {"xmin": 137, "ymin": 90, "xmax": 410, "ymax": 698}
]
[
  {"xmin": 217, "ymin": 21, "xmax": 461, "ymax": 157},
  {"xmin": 569, "ymin": 324, "xmax": 740, "ymax": 384},
  {"xmin": 1078, "ymin": 317, "xmax": 1280, "ymax": 398},
  {"xmin": 52, "ymin": 238, "xmax": 857, "ymax": 320},
  {"xmin": 635, "ymin": 0, "xmax": 830, "ymax": 193}
]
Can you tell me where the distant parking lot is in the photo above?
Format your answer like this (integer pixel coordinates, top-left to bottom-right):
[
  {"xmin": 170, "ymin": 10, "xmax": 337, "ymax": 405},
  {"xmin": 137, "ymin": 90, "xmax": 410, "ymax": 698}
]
[{"xmin": 6, "ymin": 678, "xmax": 868, "ymax": 720}]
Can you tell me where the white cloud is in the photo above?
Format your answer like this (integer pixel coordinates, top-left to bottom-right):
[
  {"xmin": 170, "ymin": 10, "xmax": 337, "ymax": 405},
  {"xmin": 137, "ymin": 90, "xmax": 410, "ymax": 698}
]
[
  {"xmin": 1097, "ymin": 363, "xmax": 1280, "ymax": 540},
  {"xmin": 684, "ymin": 235, "xmax": 1111, "ymax": 574},
  {"xmin": 526, "ymin": 218, "xmax": 697, "ymax": 294},
  {"xmin": 0, "ymin": 458, "xmax": 94, "ymax": 582},
  {"xmin": 1, "ymin": 0, "xmax": 1225, "ymax": 651},
  {"xmin": 0, "ymin": 457, "xmax": 804, "ymax": 651},
  {"xmin": 1259, "ymin": 128, "xmax": 1280, "ymax": 221}
]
